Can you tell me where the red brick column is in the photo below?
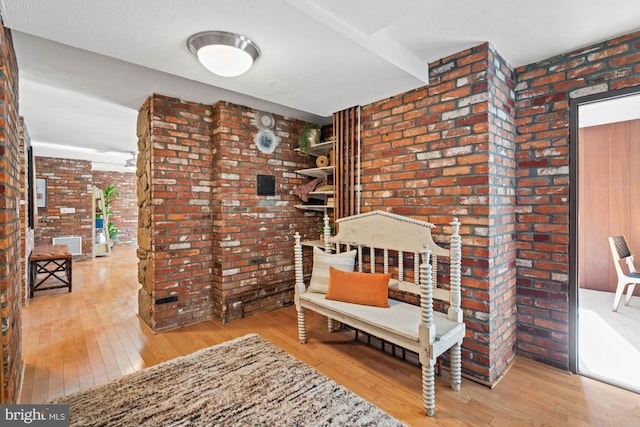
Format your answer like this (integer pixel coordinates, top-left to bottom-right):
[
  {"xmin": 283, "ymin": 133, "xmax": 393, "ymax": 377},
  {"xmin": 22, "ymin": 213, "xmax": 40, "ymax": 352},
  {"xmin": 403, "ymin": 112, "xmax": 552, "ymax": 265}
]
[
  {"xmin": 486, "ymin": 46, "xmax": 518, "ymax": 380},
  {"xmin": 0, "ymin": 22, "xmax": 22, "ymax": 404},
  {"xmin": 360, "ymin": 43, "xmax": 517, "ymax": 384},
  {"xmin": 137, "ymin": 94, "xmax": 215, "ymax": 331}
]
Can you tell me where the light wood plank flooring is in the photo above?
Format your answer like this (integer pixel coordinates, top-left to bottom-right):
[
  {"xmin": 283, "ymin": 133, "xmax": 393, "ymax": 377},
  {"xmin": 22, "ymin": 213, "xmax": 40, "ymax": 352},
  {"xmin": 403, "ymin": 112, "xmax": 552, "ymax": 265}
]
[{"xmin": 20, "ymin": 246, "xmax": 640, "ymax": 426}]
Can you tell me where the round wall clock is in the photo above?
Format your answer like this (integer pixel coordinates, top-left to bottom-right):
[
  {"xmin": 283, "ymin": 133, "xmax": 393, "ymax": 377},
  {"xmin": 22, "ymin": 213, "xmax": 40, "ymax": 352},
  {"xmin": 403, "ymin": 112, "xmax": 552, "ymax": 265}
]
[
  {"xmin": 254, "ymin": 129, "xmax": 279, "ymax": 154},
  {"xmin": 256, "ymin": 111, "xmax": 275, "ymax": 129}
]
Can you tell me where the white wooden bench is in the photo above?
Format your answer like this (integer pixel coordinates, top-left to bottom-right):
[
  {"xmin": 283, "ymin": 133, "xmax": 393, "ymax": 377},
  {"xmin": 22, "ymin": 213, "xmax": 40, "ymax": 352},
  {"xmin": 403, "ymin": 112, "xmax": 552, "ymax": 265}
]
[{"xmin": 294, "ymin": 210, "xmax": 465, "ymax": 416}]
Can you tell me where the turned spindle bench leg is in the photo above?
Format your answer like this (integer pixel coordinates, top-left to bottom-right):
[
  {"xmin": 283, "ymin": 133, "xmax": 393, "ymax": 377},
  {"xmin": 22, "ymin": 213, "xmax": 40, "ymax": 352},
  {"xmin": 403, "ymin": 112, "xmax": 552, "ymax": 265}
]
[{"xmin": 297, "ymin": 309, "xmax": 307, "ymax": 344}]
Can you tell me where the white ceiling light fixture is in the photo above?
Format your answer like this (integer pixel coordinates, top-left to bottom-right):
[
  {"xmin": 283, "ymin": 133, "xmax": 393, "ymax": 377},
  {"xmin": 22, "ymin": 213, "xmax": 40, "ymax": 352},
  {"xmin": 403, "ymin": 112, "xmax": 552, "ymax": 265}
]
[{"xmin": 187, "ymin": 31, "xmax": 261, "ymax": 77}]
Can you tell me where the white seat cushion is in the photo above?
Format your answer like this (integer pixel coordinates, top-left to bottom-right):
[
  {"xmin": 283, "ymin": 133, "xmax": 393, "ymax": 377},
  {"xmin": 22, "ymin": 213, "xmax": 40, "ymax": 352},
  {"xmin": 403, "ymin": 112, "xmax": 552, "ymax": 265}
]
[{"xmin": 300, "ymin": 292, "xmax": 460, "ymax": 343}]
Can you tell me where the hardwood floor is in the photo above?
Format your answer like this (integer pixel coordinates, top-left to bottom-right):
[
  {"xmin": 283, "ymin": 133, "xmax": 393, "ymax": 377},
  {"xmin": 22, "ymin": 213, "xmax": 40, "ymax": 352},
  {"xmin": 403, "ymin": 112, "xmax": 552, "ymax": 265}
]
[{"xmin": 20, "ymin": 246, "xmax": 640, "ymax": 426}]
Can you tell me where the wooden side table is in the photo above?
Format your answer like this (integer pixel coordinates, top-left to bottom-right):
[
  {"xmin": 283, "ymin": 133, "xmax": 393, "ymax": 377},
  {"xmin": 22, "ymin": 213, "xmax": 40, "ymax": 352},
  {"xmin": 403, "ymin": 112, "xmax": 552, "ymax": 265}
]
[{"xmin": 29, "ymin": 244, "xmax": 73, "ymax": 297}]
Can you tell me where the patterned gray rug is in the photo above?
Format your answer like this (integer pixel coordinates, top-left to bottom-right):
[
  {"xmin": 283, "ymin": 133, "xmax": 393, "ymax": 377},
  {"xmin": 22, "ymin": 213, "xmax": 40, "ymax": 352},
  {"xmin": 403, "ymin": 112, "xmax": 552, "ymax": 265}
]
[{"xmin": 52, "ymin": 334, "xmax": 406, "ymax": 426}]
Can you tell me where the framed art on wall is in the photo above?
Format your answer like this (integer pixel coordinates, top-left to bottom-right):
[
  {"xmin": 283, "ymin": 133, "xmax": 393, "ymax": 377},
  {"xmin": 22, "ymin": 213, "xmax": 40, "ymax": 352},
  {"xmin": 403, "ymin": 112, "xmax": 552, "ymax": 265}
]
[
  {"xmin": 36, "ymin": 178, "xmax": 47, "ymax": 208},
  {"xmin": 254, "ymin": 129, "xmax": 279, "ymax": 154}
]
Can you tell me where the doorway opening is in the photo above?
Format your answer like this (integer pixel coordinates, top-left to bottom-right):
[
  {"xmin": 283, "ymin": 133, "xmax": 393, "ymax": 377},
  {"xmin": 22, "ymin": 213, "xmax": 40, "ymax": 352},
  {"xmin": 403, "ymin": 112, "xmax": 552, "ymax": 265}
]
[{"xmin": 570, "ymin": 88, "xmax": 640, "ymax": 394}]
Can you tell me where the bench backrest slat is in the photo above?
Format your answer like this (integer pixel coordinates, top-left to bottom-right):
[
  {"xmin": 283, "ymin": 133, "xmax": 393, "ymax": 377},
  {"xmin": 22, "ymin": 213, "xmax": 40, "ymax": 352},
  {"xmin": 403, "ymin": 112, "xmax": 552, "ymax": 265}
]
[{"xmin": 329, "ymin": 211, "xmax": 454, "ymax": 304}]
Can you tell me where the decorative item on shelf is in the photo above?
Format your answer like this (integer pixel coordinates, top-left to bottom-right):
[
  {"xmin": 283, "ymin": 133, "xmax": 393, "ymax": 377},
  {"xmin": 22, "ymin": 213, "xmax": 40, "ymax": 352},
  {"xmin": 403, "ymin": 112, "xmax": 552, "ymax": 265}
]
[
  {"xmin": 293, "ymin": 177, "xmax": 324, "ymax": 202},
  {"xmin": 255, "ymin": 129, "xmax": 280, "ymax": 154},
  {"xmin": 319, "ymin": 221, "xmax": 335, "ymax": 243},
  {"xmin": 316, "ymin": 184, "xmax": 333, "ymax": 192},
  {"xmin": 298, "ymin": 123, "xmax": 321, "ymax": 157},
  {"xmin": 96, "ymin": 230, "xmax": 106, "ymax": 244},
  {"xmin": 326, "ymin": 197, "xmax": 335, "ymax": 208},
  {"xmin": 329, "ymin": 149, "xmax": 335, "ymax": 166},
  {"xmin": 316, "ymin": 155, "xmax": 329, "ymax": 168}
]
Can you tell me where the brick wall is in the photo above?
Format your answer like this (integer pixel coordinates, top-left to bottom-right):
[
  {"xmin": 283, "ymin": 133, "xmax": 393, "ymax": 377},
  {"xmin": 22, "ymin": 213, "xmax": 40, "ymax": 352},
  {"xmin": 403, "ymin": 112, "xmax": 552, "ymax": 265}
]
[
  {"xmin": 0, "ymin": 20, "xmax": 22, "ymax": 404},
  {"xmin": 357, "ymin": 30, "xmax": 640, "ymax": 380},
  {"xmin": 485, "ymin": 46, "xmax": 518, "ymax": 380},
  {"xmin": 514, "ymin": 30, "xmax": 640, "ymax": 369},
  {"xmin": 92, "ymin": 170, "xmax": 137, "ymax": 245},
  {"xmin": 19, "ymin": 118, "xmax": 35, "ymax": 305},
  {"xmin": 34, "ymin": 157, "xmax": 93, "ymax": 261},
  {"xmin": 140, "ymin": 95, "xmax": 215, "ymax": 330},
  {"xmin": 137, "ymin": 94, "xmax": 321, "ymax": 331},
  {"xmin": 360, "ymin": 43, "xmax": 517, "ymax": 384},
  {"xmin": 211, "ymin": 101, "xmax": 318, "ymax": 323}
]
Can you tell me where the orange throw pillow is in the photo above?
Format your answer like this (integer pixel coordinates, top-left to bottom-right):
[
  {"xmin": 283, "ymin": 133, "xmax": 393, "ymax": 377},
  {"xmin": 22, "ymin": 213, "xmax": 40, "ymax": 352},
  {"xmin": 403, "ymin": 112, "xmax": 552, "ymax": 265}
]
[{"xmin": 326, "ymin": 267, "xmax": 390, "ymax": 308}]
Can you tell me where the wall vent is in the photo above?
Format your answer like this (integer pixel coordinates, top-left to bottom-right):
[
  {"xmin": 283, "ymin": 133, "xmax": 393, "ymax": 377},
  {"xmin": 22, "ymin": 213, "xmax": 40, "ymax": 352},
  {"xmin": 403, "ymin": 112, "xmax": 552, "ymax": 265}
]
[
  {"xmin": 155, "ymin": 296, "xmax": 178, "ymax": 305},
  {"xmin": 52, "ymin": 236, "xmax": 82, "ymax": 255}
]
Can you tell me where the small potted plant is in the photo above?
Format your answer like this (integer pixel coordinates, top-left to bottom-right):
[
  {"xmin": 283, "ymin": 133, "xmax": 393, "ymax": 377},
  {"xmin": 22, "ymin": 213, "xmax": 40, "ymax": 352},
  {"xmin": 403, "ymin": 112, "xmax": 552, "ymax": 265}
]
[
  {"xmin": 103, "ymin": 184, "xmax": 120, "ymax": 246},
  {"xmin": 108, "ymin": 222, "xmax": 119, "ymax": 244},
  {"xmin": 319, "ymin": 221, "xmax": 335, "ymax": 243},
  {"xmin": 298, "ymin": 123, "xmax": 321, "ymax": 157}
]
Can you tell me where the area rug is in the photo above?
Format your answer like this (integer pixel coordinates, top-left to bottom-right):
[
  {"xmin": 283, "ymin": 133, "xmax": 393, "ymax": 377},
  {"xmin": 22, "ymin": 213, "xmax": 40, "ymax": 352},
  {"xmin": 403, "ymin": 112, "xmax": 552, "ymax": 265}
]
[{"xmin": 51, "ymin": 334, "xmax": 405, "ymax": 426}]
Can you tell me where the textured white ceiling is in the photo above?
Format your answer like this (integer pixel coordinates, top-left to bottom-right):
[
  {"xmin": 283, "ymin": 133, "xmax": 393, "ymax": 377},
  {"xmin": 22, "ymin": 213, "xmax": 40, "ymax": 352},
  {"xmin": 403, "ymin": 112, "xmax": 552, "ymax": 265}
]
[{"xmin": 1, "ymin": 0, "xmax": 640, "ymax": 170}]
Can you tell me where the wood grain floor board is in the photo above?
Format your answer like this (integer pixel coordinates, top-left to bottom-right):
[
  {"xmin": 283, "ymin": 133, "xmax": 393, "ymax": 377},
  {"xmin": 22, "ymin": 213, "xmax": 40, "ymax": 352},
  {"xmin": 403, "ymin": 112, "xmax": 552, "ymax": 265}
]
[{"xmin": 19, "ymin": 246, "xmax": 640, "ymax": 426}]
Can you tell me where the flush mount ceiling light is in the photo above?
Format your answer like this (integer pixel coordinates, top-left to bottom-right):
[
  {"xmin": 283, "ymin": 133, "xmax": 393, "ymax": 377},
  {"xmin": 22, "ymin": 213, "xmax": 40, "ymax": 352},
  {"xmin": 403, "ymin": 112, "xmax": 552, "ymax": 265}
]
[{"xmin": 187, "ymin": 31, "xmax": 261, "ymax": 77}]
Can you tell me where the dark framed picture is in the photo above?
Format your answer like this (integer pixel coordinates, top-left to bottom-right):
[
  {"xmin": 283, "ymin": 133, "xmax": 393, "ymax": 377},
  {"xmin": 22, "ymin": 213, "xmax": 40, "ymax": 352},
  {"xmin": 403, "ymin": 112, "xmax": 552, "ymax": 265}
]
[{"xmin": 36, "ymin": 178, "xmax": 47, "ymax": 208}]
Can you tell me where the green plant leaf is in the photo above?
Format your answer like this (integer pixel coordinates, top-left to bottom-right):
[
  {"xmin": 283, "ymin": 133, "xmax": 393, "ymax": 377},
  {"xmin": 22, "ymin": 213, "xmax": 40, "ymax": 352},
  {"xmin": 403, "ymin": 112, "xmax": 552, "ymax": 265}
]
[{"xmin": 298, "ymin": 123, "xmax": 320, "ymax": 157}]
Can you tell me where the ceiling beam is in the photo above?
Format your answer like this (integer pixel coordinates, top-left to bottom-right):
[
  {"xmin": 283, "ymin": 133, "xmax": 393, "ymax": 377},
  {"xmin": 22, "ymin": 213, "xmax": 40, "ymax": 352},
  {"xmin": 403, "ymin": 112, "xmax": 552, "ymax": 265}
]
[{"xmin": 284, "ymin": 0, "xmax": 429, "ymax": 84}]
